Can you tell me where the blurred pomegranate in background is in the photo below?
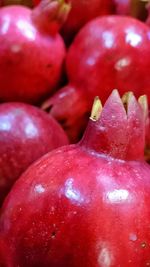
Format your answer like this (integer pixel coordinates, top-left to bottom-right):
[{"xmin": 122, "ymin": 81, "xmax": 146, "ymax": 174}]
[
  {"xmin": 0, "ymin": 0, "xmax": 70, "ymax": 104},
  {"xmin": 31, "ymin": 0, "xmax": 114, "ymax": 44},
  {"xmin": 0, "ymin": 102, "xmax": 68, "ymax": 207},
  {"xmin": 42, "ymin": 15, "xmax": 150, "ymax": 142},
  {"xmin": 60, "ymin": 0, "xmax": 114, "ymax": 44}
]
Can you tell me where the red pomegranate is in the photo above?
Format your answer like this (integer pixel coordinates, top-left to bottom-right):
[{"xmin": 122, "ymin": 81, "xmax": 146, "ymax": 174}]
[
  {"xmin": 43, "ymin": 15, "xmax": 150, "ymax": 141},
  {"xmin": 31, "ymin": 0, "xmax": 114, "ymax": 43},
  {"xmin": 0, "ymin": 102, "xmax": 68, "ymax": 206},
  {"xmin": 0, "ymin": 0, "xmax": 70, "ymax": 104},
  {"xmin": 60, "ymin": 0, "xmax": 114, "ymax": 44},
  {"xmin": 0, "ymin": 90, "xmax": 150, "ymax": 266}
]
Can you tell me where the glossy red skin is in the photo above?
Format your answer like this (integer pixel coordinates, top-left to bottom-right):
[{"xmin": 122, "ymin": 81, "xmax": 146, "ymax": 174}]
[
  {"xmin": 61, "ymin": 0, "xmax": 114, "ymax": 43},
  {"xmin": 0, "ymin": 91, "xmax": 150, "ymax": 266},
  {"xmin": 1, "ymin": 145, "xmax": 150, "ymax": 266},
  {"xmin": 67, "ymin": 16, "xmax": 150, "ymax": 103},
  {"xmin": 46, "ymin": 16, "xmax": 150, "ymax": 141},
  {"xmin": 0, "ymin": 102, "xmax": 68, "ymax": 206},
  {"xmin": 0, "ymin": 6, "xmax": 66, "ymax": 104},
  {"xmin": 32, "ymin": 0, "xmax": 114, "ymax": 43}
]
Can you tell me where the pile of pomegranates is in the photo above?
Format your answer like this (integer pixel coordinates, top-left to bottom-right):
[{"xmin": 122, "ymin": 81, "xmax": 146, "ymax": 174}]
[{"xmin": 1, "ymin": 0, "xmax": 150, "ymax": 266}]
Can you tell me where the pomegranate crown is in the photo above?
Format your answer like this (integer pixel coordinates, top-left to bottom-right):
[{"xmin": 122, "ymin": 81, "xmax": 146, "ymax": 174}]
[
  {"xmin": 81, "ymin": 90, "xmax": 148, "ymax": 161},
  {"xmin": 32, "ymin": 0, "xmax": 71, "ymax": 34}
]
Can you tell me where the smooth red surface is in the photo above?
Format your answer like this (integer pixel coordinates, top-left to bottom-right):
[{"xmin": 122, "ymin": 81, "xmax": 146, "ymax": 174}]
[
  {"xmin": 0, "ymin": 5, "xmax": 66, "ymax": 103},
  {"xmin": 46, "ymin": 16, "xmax": 150, "ymax": 141},
  {"xmin": 1, "ymin": 91, "xmax": 150, "ymax": 267},
  {"xmin": 61, "ymin": 0, "xmax": 114, "ymax": 43},
  {"xmin": 0, "ymin": 102, "xmax": 68, "ymax": 206}
]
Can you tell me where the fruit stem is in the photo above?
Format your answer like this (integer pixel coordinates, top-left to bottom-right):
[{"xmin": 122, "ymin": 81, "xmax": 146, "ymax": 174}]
[
  {"xmin": 80, "ymin": 90, "xmax": 147, "ymax": 161},
  {"xmin": 31, "ymin": 0, "xmax": 71, "ymax": 35}
]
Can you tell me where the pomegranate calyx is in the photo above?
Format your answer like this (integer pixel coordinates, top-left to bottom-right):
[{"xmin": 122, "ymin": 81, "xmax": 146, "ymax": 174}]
[
  {"xmin": 32, "ymin": 0, "xmax": 71, "ymax": 35},
  {"xmin": 81, "ymin": 90, "xmax": 147, "ymax": 161},
  {"xmin": 138, "ymin": 95, "xmax": 148, "ymax": 121},
  {"xmin": 90, "ymin": 96, "xmax": 102, "ymax": 121}
]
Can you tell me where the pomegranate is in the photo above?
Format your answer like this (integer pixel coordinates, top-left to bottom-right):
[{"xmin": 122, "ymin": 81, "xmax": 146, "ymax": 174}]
[
  {"xmin": 0, "ymin": 102, "xmax": 68, "ymax": 207},
  {"xmin": 0, "ymin": 90, "xmax": 150, "ymax": 266},
  {"xmin": 43, "ymin": 15, "xmax": 150, "ymax": 142},
  {"xmin": 0, "ymin": 0, "xmax": 70, "ymax": 104},
  {"xmin": 32, "ymin": 0, "xmax": 114, "ymax": 44},
  {"xmin": 60, "ymin": 0, "xmax": 114, "ymax": 44}
]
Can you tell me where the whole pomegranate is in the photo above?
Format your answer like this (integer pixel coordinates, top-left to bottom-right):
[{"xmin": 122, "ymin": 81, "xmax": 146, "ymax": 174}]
[
  {"xmin": 0, "ymin": 0, "xmax": 70, "ymax": 104},
  {"xmin": 43, "ymin": 15, "xmax": 150, "ymax": 141},
  {"xmin": 0, "ymin": 102, "xmax": 68, "ymax": 206},
  {"xmin": 0, "ymin": 90, "xmax": 150, "ymax": 266}
]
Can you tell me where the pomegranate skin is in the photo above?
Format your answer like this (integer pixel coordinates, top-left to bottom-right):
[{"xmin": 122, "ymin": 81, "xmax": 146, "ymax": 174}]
[
  {"xmin": 45, "ymin": 16, "xmax": 150, "ymax": 141},
  {"xmin": 67, "ymin": 16, "xmax": 150, "ymax": 103},
  {"xmin": 1, "ymin": 148, "xmax": 150, "ymax": 266},
  {"xmin": 0, "ymin": 5, "xmax": 66, "ymax": 103},
  {"xmin": 0, "ymin": 102, "xmax": 68, "ymax": 206},
  {"xmin": 1, "ymin": 91, "xmax": 150, "ymax": 267},
  {"xmin": 61, "ymin": 0, "xmax": 114, "ymax": 43}
]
